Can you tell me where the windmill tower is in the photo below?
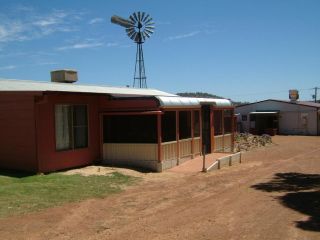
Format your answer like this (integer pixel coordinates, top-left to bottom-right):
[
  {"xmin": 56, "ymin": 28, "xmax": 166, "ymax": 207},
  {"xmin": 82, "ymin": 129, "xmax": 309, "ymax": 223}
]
[{"xmin": 111, "ymin": 12, "xmax": 155, "ymax": 88}]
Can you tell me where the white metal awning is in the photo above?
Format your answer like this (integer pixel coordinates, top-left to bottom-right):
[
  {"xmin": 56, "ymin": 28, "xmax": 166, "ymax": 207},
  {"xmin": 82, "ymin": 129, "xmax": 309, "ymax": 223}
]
[{"xmin": 156, "ymin": 96, "xmax": 232, "ymax": 108}]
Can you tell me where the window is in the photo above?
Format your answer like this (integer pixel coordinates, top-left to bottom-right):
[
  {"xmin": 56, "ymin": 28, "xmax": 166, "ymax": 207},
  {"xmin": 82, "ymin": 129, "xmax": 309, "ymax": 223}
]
[
  {"xmin": 224, "ymin": 110, "xmax": 232, "ymax": 134},
  {"xmin": 241, "ymin": 115, "xmax": 247, "ymax": 121},
  {"xmin": 55, "ymin": 105, "xmax": 88, "ymax": 151},
  {"xmin": 179, "ymin": 111, "xmax": 191, "ymax": 139},
  {"xmin": 214, "ymin": 110, "xmax": 223, "ymax": 135},
  {"xmin": 104, "ymin": 115, "xmax": 157, "ymax": 143},
  {"xmin": 161, "ymin": 111, "xmax": 176, "ymax": 142},
  {"xmin": 193, "ymin": 111, "xmax": 200, "ymax": 137}
]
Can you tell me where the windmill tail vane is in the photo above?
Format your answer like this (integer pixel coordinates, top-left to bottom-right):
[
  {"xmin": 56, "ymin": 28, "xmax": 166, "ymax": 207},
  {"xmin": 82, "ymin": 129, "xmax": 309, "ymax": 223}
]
[{"xmin": 111, "ymin": 12, "xmax": 155, "ymax": 88}]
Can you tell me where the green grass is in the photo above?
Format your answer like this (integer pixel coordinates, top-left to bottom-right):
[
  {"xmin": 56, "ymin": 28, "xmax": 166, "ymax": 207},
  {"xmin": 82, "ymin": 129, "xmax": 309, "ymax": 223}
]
[{"xmin": 0, "ymin": 171, "xmax": 137, "ymax": 218}]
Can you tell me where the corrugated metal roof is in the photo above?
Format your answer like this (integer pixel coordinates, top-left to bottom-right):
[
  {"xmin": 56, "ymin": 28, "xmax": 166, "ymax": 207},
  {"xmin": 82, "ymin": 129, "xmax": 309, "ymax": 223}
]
[
  {"xmin": 297, "ymin": 101, "xmax": 320, "ymax": 108},
  {"xmin": 237, "ymin": 99, "xmax": 320, "ymax": 109},
  {"xmin": 197, "ymin": 97, "xmax": 232, "ymax": 107},
  {"xmin": 0, "ymin": 79, "xmax": 176, "ymax": 97},
  {"xmin": 156, "ymin": 96, "xmax": 232, "ymax": 108}
]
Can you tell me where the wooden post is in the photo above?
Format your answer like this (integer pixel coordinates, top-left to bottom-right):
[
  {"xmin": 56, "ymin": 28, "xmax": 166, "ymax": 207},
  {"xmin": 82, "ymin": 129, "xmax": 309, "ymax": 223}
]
[
  {"xmin": 222, "ymin": 109, "xmax": 225, "ymax": 152},
  {"xmin": 202, "ymin": 144, "xmax": 206, "ymax": 172},
  {"xmin": 157, "ymin": 114, "xmax": 162, "ymax": 162},
  {"xmin": 176, "ymin": 111, "xmax": 180, "ymax": 165},
  {"xmin": 231, "ymin": 109, "xmax": 235, "ymax": 152},
  {"xmin": 191, "ymin": 110, "xmax": 194, "ymax": 158},
  {"xmin": 210, "ymin": 106, "xmax": 214, "ymax": 153},
  {"xmin": 199, "ymin": 109, "xmax": 203, "ymax": 155},
  {"xmin": 99, "ymin": 113, "xmax": 104, "ymax": 162}
]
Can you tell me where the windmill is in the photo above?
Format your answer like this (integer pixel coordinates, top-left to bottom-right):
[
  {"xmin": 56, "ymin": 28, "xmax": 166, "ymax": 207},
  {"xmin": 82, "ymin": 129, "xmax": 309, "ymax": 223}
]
[{"xmin": 111, "ymin": 12, "xmax": 155, "ymax": 88}]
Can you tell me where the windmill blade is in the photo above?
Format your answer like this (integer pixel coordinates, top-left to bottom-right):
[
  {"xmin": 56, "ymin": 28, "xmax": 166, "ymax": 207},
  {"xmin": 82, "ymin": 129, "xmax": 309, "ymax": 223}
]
[
  {"xmin": 133, "ymin": 12, "xmax": 139, "ymax": 22},
  {"xmin": 145, "ymin": 17, "xmax": 153, "ymax": 24},
  {"xmin": 126, "ymin": 28, "xmax": 135, "ymax": 37},
  {"xmin": 141, "ymin": 12, "xmax": 145, "ymax": 22},
  {"xmin": 146, "ymin": 22, "xmax": 155, "ymax": 26},
  {"xmin": 142, "ymin": 31, "xmax": 151, "ymax": 39},
  {"xmin": 129, "ymin": 15, "xmax": 136, "ymax": 24},
  {"xmin": 127, "ymin": 30, "xmax": 136, "ymax": 39},
  {"xmin": 145, "ymin": 25, "xmax": 155, "ymax": 29},
  {"xmin": 126, "ymin": 26, "xmax": 136, "ymax": 36},
  {"xmin": 142, "ymin": 13, "xmax": 149, "ymax": 22},
  {"xmin": 137, "ymin": 12, "xmax": 141, "ymax": 22},
  {"xmin": 145, "ymin": 27, "xmax": 155, "ymax": 32},
  {"xmin": 126, "ymin": 26, "xmax": 135, "ymax": 31},
  {"xmin": 145, "ymin": 29, "xmax": 154, "ymax": 35},
  {"xmin": 130, "ymin": 32, "xmax": 138, "ymax": 41}
]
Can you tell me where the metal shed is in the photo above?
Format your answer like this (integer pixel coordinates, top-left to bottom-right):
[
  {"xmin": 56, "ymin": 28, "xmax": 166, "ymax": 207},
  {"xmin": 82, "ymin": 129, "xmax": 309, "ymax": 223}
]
[{"xmin": 236, "ymin": 99, "xmax": 320, "ymax": 136}]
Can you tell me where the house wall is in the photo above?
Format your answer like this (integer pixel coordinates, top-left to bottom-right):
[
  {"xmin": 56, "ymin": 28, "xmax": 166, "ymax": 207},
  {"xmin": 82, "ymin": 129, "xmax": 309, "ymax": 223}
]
[
  {"xmin": 236, "ymin": 100, "xmax": 318, "ymax": 135},
  {"xmin": 36, "ymin": 93, "xmax": 101, "ymax": 172},
  {"xmin": 99, "ymin": 97, "xmax": 159, "ymax": 111},
  {"xmin": 0, "ymin": 90, "xmax": 236, "ymax": 173},
  {"xmin": 0, "ymin": 93, "xmax": 38, "ymax": 172}
]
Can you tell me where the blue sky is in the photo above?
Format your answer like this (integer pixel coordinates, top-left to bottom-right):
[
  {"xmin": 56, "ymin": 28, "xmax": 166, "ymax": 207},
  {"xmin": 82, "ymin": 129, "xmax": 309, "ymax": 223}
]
[{"xmin": 0, "ymin": 0, "xmax": 319, "ymax": 102}]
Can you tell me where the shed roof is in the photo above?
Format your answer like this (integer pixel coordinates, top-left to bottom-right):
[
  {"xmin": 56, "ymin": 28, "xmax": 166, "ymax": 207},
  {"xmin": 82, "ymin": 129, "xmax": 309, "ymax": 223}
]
[
  {"xmin": 0, "ymin": 79, "xmax": 176, "ymax": 97},
  {"xmin": 237, "ymin": 99, "xmax": 320, "ymax": 109},
  {"xmin": 156, "ymin": 96, "xmax": 232, "ymax": 108}
]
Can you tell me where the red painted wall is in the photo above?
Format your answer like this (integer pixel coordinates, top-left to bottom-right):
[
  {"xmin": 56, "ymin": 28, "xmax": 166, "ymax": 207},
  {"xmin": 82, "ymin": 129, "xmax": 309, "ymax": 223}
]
[
  {"xmin": 0, "ymin": 93, "xmax": 38, "ymax": 172},
  {"xmin": 36, "ymin": 93, "xmax": 100, "ymax": 173},
  {"xmin": 0, "ymin": 91, "xmax": 161, "ymax": 173},
  {"xmin": 99, "ymin": 97, "xmax": 159, "ymax": 111}
]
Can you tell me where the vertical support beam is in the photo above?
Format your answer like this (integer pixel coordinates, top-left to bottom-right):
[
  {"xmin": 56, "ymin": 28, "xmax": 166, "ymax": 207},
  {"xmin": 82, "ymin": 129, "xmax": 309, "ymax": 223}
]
[
  {"xmin": 210, "ymin": 106, "xmax": 214, "ymax": 153},
  {"xmin": 34, "ymin": 99, "xmax": 40, "ymax": 173},
  {"xmin": 222, "ymin": 109, "xmax": 225, "ymax": 152},
  {"xmin": 191, "ymin": 110, "xmax": 194, "ymax": 158},
  {"xmin": 157, "ymin": 114, "xmax": 162, "ymax": 162},
  {"xmin": 211, "ymin": 107, "xmax": 215, "ymax": 153},
  {"xmin": 231, "ymin": 109, "xmax": 235, "ymax": 152},
  {"xmin": 100, "ymin": 113, "xmax": 104, "ymax": 161},
  {"xmin": 199, "ymin": 108, "xmax": 203, "ymax": 155},
  {"xmin": 176, "ymin": 111, "xmax": 180, "ymax": 165}
]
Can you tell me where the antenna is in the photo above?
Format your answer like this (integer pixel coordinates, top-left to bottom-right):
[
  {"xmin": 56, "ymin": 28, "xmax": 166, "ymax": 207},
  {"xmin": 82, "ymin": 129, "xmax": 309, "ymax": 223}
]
[{"xmin": 111, "ymin": 12, "xmax": 155, "ymax": 88}]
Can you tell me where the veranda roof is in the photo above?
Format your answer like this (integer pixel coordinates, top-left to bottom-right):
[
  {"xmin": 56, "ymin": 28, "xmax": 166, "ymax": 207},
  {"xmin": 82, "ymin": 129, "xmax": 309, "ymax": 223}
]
[{"xmin": 156, "ymin": 96, "xmax": 232, "ymax": 108}]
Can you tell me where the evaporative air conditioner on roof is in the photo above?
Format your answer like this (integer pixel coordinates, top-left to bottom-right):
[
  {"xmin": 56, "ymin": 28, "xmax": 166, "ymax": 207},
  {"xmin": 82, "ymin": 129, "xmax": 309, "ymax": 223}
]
[{"xmin": 51, "ymin": 69, "xmax": 78, "ymax": 83}]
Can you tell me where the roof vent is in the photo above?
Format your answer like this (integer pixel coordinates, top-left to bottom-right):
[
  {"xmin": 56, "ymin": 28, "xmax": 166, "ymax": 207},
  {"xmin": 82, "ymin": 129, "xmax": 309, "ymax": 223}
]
[
  {"xmin": 289, "ymin": 89, "xmax": 299, "ymax": 102},
  {"xmin": 51, "ymin": 69, "xmax": 78, "ymax": 83}
]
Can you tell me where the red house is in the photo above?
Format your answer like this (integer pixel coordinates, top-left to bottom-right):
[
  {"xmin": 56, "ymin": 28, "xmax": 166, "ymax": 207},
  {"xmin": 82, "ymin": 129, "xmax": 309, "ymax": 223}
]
[{"xmin": 0, "ymin": 71, "xmax": 235, "ymax": 173}]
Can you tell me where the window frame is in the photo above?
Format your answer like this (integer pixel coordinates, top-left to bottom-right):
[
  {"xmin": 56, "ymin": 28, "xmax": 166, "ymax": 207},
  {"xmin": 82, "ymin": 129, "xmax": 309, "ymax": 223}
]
[{"xmin": 54, "ymin": 104, "xmax": 89, "ymax": 152}]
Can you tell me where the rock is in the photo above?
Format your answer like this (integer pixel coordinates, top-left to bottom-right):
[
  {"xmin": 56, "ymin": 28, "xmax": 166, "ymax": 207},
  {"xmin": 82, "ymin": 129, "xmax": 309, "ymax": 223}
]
[{"xmin": 234, "ymin": 133, "xmax": 272, "ymax": 152}]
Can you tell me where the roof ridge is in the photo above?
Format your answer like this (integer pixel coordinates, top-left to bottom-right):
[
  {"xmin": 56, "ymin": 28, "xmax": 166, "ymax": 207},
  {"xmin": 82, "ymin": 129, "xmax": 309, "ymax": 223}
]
[{"xmin": 0, "ymin": 78, "xmax": 163, "ymax": 91}]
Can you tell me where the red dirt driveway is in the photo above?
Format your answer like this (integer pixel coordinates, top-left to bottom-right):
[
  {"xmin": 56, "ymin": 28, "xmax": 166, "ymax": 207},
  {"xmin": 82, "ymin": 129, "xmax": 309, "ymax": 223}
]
[{"xmin": 0, "ymin": 135, "xmax": 320, "ymax": 240}]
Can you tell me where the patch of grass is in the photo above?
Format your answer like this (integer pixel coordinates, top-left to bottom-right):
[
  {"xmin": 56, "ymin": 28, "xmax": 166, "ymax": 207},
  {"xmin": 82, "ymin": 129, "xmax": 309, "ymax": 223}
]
[{"xmin": 0, "ymin": 171, "xmax": 137, "ymax": 218}]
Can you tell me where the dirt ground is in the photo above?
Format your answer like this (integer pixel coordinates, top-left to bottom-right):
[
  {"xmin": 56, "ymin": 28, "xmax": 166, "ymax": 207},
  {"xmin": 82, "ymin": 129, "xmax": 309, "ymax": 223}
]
[{"xmin": 0, "ymin": 136, "xmax": 320, "ymax": 240}]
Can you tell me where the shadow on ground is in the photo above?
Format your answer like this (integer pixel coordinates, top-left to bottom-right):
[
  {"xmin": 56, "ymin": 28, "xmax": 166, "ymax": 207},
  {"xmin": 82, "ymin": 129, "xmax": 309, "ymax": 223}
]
[
  {"xmin": 0, "ymin": 170, "xmax": 34, "ymax": 178},
  {"xmin": 98, "ymin": 163, "xmax": 153, "ymax": 173},
  {"xmin": 252, "ymin": 172, "xmax": 320, "ymax": 232}
]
